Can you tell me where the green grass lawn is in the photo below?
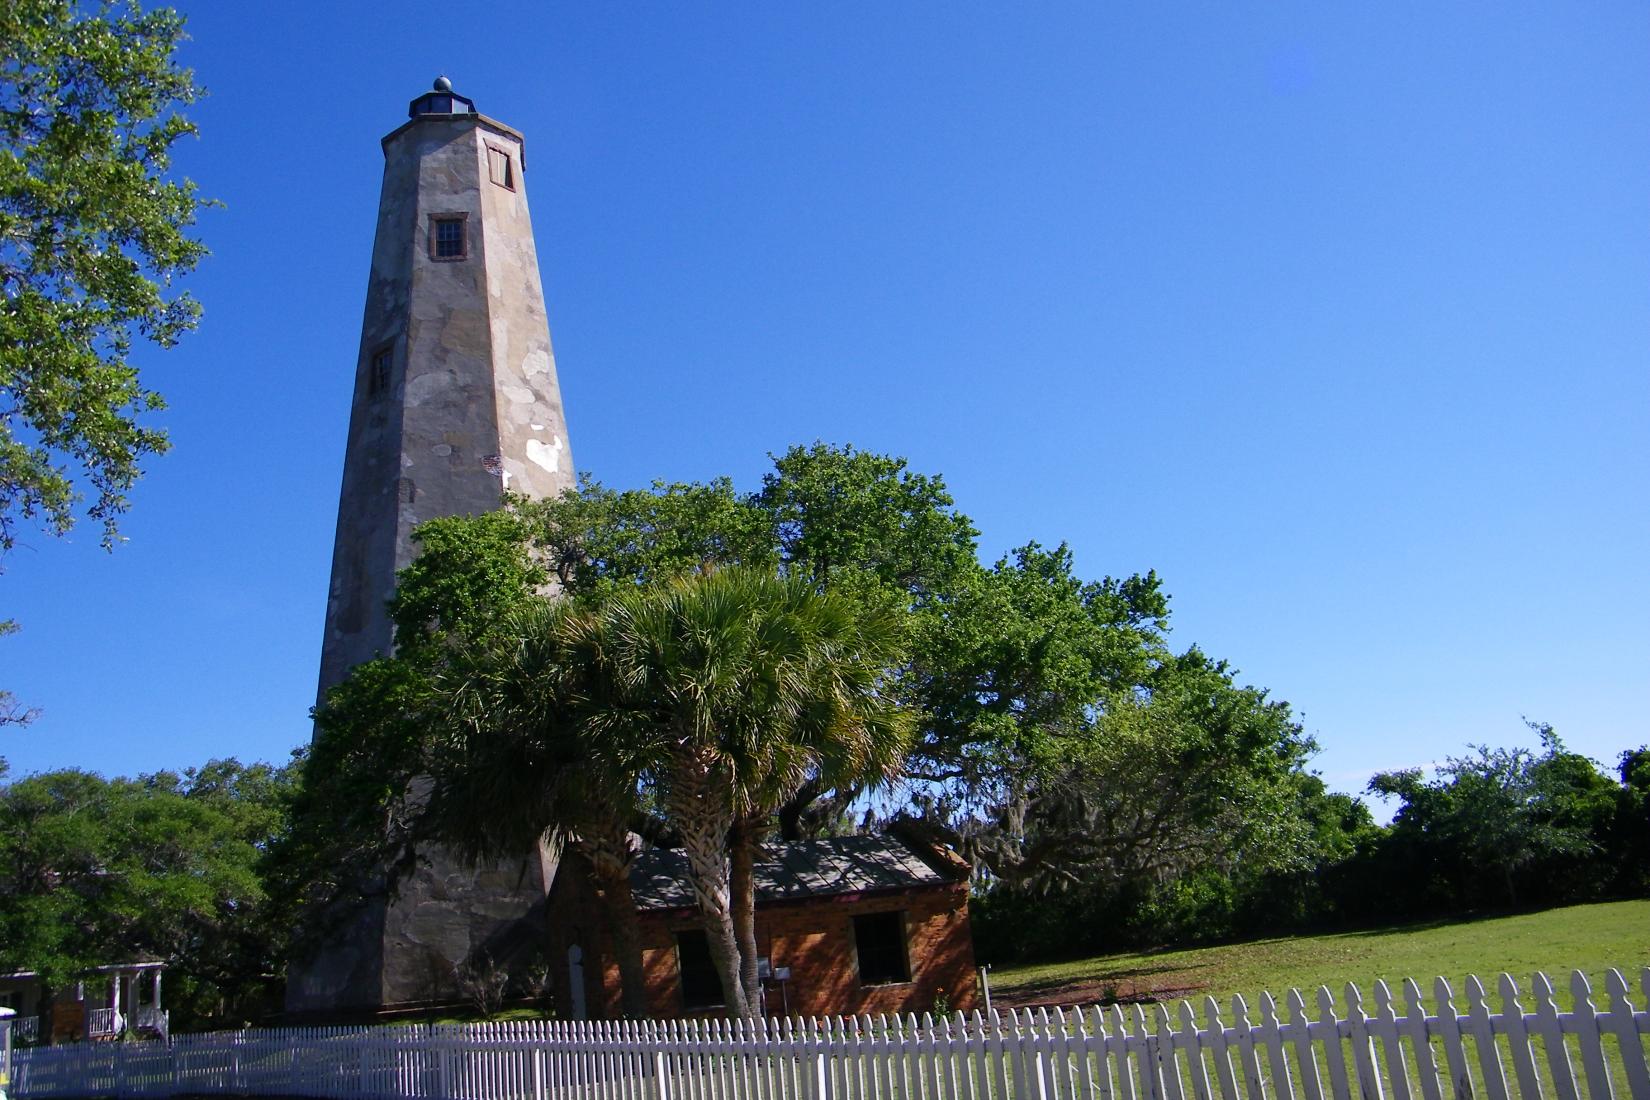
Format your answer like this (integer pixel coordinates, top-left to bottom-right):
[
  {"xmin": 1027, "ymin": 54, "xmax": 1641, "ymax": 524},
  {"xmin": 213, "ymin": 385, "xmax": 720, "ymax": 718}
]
[{"xmin": 989, "ymin": 899, "xmax": 1650, "ymax": 1014}]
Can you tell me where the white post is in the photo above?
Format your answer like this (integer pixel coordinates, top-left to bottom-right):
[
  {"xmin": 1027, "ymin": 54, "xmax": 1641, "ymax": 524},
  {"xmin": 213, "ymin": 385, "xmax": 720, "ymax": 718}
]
[
  {"xmin": 1, "ymin": 1005, "xmax": 15, "ymax": 1100},
  {"xmin": 653, "ymin": 1050, "xmax": 672, "ymax": 1100},
  {"xmin": 152, "ymin": 970, "xmax": 163, "ymax": 1013}
]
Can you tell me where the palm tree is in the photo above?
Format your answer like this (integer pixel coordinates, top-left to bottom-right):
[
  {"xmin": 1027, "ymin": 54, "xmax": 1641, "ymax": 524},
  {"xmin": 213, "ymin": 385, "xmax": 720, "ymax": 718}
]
[
  {"xmin": 727, "ymin": 596, "xmax": 910, "ymax": 1009},
  {"xmin": 597, "ymin": 567, "xmax": 912, "ymax": 1015},
  {"xmin": 429, "ymin": 568, "xmax": 911, "ymax": 1018},
  {"xmin": 428, "ymin": 600, "xmax": 661, "ymax": 1018}
]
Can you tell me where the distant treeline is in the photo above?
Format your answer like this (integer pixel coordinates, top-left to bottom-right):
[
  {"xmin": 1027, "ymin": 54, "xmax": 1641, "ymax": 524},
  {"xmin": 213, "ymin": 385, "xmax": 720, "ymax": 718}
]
[{"xmin": 972, "ymin": 731, "xmax": 1650, "ymax": 965}]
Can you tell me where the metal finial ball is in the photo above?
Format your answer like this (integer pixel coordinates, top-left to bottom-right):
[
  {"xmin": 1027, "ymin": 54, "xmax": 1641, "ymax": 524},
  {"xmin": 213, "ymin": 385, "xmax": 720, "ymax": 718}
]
[{"xmin": 433, "ymin": 75, "xmax": 453, "ymax": 93}]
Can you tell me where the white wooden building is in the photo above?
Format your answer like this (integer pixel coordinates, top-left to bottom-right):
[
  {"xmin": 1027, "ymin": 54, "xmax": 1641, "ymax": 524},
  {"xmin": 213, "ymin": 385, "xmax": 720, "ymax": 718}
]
[{"xmin": 0, "ymin": 963, "xmax": 167, "ymax": 1046}]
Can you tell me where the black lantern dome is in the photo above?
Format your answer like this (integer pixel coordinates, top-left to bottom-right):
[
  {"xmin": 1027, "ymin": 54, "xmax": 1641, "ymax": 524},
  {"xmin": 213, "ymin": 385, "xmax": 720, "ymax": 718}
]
[{"xmin": 408, "ymin": 75, "xmax": 476, "ymax": 118}]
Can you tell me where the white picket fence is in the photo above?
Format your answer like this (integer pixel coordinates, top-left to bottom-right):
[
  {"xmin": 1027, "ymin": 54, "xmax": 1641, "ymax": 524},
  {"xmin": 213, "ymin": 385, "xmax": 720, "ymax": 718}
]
[{"xmin": 9, "ymin": 969, "xmax": 1649, "ymax": 1100}]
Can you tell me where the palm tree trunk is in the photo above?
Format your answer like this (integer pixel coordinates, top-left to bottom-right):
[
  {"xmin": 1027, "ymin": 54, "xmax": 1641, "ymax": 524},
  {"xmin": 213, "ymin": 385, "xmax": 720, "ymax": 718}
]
[
  {"xmin": 701, "ymin": 904, "xmax": 748, "ymax": 1018},
  {"xmin": 730, "ymin": 817, "xmax": 762, "ymax": 1012},
  {"xmin": 577, "ymin": 825, "xmax": 649, "ymax": 1018},
  {"xmin": 666, "ymin": 758, "xmax": 749, "ymax": 1017},
  {"xmin": 596, "ymin": 867, "xmax": 650, "ymax": 1018}
]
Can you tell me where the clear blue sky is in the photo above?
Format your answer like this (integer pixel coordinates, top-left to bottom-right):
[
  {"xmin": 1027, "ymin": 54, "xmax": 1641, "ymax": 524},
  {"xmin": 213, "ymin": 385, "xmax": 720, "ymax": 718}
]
[{"xmin": 3, "ymin": 3, "xmax": 1646, "ymax": 807}]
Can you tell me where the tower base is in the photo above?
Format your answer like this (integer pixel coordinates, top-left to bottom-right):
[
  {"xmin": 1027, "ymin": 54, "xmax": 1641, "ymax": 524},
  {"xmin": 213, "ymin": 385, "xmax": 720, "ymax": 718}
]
[{"xmin": 285, "ymin": 842, "xmax": 556, "ymax": 1018}]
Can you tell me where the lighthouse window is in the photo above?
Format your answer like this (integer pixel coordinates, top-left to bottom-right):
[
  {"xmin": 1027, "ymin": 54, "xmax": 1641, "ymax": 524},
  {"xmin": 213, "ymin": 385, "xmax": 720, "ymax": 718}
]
[
  {"xmin": 367, "ymin": 347, "xmax": 392, "ymax": 396},
  {"xmin": 486, "ymin": 145, "xmax": 514, "ymax": 191},
  {"xmin": 431, "ymin": 215, "xmax": 467, "ymax": 260}
]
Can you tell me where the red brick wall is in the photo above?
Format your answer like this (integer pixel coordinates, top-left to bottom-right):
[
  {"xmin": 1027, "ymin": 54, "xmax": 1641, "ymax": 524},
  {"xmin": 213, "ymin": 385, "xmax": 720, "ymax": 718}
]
[
  {"xmin": 545, "ymin": 857, "xmax": 977, "ymax": 1020},
  {"xmin": 542, "ymin": 851, "xmax": 620, "ymax": 1018}
]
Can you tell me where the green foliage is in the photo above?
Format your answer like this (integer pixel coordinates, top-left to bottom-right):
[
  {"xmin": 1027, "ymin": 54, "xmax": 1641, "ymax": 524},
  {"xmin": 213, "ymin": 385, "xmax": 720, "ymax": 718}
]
[
  {"xmin": 897, "ymin": 537, "xmax": 1309, "ymax": 930},
  {"xmin": 758, "ymin": 442, "xmax": 979, "ymax": 597},
  {"xmin": 907, "ymin": 542, "xmax": 1168, "ymax": 800},
  {"xmin": 1369, "ymin": 725, "xmax": 1616, "ymax": 909},
  {"xmin": 387, "ymin": 510, "xmax": 547, "ymax": 660},
  {"xmin": 1611, "ymin": 747, "xmax": 1650, "ymax": 896},
  {"xmin": 582, "ymin": 566, "xmax": 914, "ymax": 1015},
  {"xmin": 265, "ymin": 659, "xmax": 435, "ymax": 954},
  {"xmin": 0, "ymin": 759, "xmax": 294, "ymax": 1028},
  {"xmin": 589, "ymin": 566, "xmax": 913, "ymax": 820},
  {"xmin": 511, "ymin": 444, "xmax": 984, "ymax": 839},
  {"xmin": 518, "ymin": 475, "xmax": 775, "ymax": 604},
  {"xmin": 1, "ymin": 0, "xmax": 209, "ymax": 551}
]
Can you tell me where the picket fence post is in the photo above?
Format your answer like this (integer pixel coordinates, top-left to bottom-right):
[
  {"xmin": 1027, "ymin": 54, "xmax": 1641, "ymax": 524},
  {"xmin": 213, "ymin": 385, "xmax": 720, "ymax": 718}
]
[
  {"xmin": 1532, "ymin": 970, "xmax": 1582, "ymax": 1100},
  {"xmin": 1571, "ymin": 971, "xmax": 1617, "ymax": 1100},
  {"xmin": 1605, "ymin": 969, "xmax": 1650, "ymax": 1100}
]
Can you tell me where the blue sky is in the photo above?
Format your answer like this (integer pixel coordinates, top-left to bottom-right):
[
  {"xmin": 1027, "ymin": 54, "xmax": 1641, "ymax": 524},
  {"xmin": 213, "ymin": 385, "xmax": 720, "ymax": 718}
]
[{"xmin": 3, "ymin": 3, "xmax": 1646, "ymax": 807}]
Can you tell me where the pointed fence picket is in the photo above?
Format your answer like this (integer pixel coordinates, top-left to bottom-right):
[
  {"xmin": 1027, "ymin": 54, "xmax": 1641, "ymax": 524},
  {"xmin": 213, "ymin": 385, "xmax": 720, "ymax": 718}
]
[{"xmin": 8, "ymin": 968, "xmax": 1648, "ymax": 1100}]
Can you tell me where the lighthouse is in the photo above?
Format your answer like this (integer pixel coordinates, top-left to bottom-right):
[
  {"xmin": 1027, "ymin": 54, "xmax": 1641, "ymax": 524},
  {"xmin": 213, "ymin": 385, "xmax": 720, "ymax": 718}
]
[{"xmin": 288, "ymin": 79, "xmax": 575, "ymax": 1014}]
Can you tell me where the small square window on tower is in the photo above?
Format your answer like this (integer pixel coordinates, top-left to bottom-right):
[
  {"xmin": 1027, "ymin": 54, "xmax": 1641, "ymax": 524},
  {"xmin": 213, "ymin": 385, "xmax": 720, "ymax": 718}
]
[
  {"xmin": 486, "ymin": 145, "xmax": 514, "ymax": 190},
  {"xmin": 430, "ymin": 214, "xmax": 468, "ymax": 260}
]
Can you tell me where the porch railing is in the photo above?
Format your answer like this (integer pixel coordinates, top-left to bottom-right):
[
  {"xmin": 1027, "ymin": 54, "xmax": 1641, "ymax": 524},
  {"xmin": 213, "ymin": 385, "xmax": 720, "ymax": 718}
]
[
  {"xmin": 5, "ymin": 1015, "xmax": 40, "ymax": 1045},
  {"xmin": 83, "ymin": 1010, "xmax": 118, "ymax": 1039}
]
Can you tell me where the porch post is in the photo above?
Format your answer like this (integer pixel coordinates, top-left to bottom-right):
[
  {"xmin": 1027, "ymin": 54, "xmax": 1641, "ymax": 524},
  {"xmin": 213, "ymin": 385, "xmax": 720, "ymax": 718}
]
[{"xmin": 152, "ymin": 970, "xmax": 162, "ymax": 1011}]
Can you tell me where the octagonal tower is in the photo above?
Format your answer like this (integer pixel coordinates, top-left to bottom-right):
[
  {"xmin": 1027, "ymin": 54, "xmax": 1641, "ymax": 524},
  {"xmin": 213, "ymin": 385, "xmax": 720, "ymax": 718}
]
[{"xmin": 289, "ymin": 79, "xmax": 575, "ymax": 1015}]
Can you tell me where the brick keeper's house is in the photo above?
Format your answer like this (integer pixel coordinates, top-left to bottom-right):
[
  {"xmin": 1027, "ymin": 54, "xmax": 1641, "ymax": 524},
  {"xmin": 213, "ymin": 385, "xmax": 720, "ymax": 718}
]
[{"xmin": 544, "ymin": 831, "xmax": 978, "ymax": 1019}]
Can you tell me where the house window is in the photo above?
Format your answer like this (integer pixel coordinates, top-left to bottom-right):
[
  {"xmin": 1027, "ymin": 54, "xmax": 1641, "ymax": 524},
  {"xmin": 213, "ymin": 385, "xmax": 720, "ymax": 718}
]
[
  {"xmin": 367, "ymin": 347, "xmax": 392, "ymax": 396},
  {"xmin": 486, "ymin": 145, "xmax": 515, "ymax": 190},
  {"xmin": 676, "ymin": 930, "xmax": 722, "ymax": 1009},
  {"xmin": 430, "ymin": 215, "xmax": 467, "ymax": 260},
  {"xmin": 853, "ymin": 911, "xmax": 910, "ymax": 985}
]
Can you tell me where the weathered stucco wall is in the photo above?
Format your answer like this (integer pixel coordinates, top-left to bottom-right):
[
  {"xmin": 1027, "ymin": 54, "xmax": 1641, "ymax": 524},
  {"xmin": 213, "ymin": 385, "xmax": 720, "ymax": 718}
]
[{"xmin": 315, "ymin": 114, "xmax": 575, "ymax": 700}]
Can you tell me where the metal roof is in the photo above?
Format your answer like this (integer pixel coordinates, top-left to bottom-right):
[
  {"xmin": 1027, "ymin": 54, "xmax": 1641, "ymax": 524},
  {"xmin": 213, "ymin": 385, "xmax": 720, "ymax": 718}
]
[{"xmin": 629, "ymin": 834, "xmax": 957, "ymax": 912}]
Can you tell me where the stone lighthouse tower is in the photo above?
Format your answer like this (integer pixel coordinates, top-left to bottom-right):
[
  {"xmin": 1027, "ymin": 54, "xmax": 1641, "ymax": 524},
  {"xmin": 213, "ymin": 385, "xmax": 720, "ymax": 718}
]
[{"xmin": 288, "ymin": 79, "xmax": 575, "ymax": 1014}]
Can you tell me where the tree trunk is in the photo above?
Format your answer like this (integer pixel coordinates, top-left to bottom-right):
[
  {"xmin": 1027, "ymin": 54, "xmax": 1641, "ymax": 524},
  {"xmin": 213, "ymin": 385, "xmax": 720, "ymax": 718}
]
[
  {"xmin": 665, "ymin": 753, "xmax": 749, "ymax": 1016},
  {"xmin": 597, "ymin": 868, "xmax": 650, "ymax": 1018},
  {"xmin": 730, "ymin": 817, "xmax": 762, "ymax": 1012},
  {"xmin": 777, "ymin": 777, "xmax": 825, "ymax": 841},
  {"xmin": 577, "ymin": 825, "xmax": 649, "ymax": 1018},
  {"xmin": 700, "ymin": 902, "xmax": 748, "ymax": 1018}
]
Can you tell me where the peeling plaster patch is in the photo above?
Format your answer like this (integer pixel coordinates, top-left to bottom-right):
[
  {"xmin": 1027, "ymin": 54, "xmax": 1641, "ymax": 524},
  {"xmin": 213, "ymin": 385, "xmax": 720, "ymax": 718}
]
[
  {"xmin": 501, "ymin": 382, "xmax": 535, "ymax": 405},
  {"xmin": 521, "ymin": 350, "xmax": 551, "ymax": 377},
  {"xmin": 530, "ymin": 423, "xmax": 544, "ymax": 431},
  {"xmin": 526, "ymin": 436, "xmax": 563, "ymax": 474}
]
